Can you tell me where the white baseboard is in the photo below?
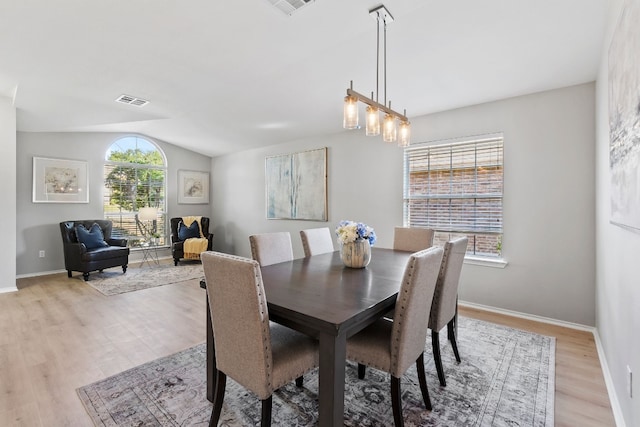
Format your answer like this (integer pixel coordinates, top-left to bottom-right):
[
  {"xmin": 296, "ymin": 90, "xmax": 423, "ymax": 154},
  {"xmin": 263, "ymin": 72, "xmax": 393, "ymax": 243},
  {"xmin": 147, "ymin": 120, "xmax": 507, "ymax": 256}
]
[
  {"xmin": 460, "ymin": 300, "xmax": 626, "ymax": 427},
  {"xmin": 458, "ymin": 300, "xmax": 595, "ymax": 332},
  {"xmin": 16, "ymin": 268, "xmax": 66, "ymax": 279},
  {"xmin": 0, "ymin": 286, "xmax": 18, "ymax": 294},
  {"xmin": 593, "ymin": 330, "xmax": 627, "ymax": 427},
  {"xmin": 15, "ymin": 256, "xmax": 175, "ymax": 280}
]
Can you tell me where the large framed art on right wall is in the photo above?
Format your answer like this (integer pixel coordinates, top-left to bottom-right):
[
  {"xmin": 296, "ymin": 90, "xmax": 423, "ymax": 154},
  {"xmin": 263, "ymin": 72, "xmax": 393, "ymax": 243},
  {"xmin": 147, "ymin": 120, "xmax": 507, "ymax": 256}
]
[{"xmin": 608, "ymin": 0, "xmax": 640, "ymax": 231}]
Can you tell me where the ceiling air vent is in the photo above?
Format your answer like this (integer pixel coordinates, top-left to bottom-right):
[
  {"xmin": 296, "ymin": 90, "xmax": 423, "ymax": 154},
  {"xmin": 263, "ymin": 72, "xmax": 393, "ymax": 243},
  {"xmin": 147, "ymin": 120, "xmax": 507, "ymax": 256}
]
[
  {"xmin": 115, "ymin": 94, "xmax": 149, "ymax": 107},
  {"xmin": 267, "ymin": 0, "xmax": 314, "ymax": 16}
]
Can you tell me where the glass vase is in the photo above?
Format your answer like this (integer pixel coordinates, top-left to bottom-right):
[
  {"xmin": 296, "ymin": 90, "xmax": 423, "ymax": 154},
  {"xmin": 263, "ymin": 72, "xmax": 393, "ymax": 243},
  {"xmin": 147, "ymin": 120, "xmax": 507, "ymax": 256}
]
[{"xmin": 340, "ymin": 239, "xmax": 372, "ymax": 268}]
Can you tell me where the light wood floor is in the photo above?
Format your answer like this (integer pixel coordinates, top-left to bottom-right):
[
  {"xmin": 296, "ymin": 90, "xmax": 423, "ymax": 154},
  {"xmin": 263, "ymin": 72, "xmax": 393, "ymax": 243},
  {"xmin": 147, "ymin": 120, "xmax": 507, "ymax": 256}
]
[{"xmin": 1, "ymin": 266, "xmax": 615, "ymax": 426}]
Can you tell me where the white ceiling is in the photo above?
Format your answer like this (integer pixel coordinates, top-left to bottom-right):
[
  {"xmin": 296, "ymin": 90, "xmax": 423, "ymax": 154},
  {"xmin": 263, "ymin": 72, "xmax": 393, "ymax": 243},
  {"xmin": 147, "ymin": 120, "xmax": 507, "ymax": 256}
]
[{"xmin": 0, "ymin": 0, "xmax": 608, "ymax": 157}]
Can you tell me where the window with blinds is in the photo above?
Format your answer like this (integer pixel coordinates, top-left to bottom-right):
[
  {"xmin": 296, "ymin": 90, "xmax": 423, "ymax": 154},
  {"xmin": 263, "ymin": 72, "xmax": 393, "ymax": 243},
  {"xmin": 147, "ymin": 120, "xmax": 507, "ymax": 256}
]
[
  {"xmin": 403, "ymin": 135, "xmax": 503, "ymax": 258},
  {"xmin": 103, "ymin": 137, "xmax": 167, "ymax": 247}
]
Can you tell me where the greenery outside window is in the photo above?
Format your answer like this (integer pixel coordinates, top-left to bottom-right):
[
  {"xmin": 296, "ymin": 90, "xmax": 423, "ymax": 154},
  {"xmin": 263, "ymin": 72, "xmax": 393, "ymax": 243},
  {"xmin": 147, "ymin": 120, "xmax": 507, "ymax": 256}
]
[
  {"xmin": 403, "ymin": 134, "xmax": 503, "ymax": 259},
  {"xmin": 104, "ymin": 136, "xmax": 167, "ymax": 248}
]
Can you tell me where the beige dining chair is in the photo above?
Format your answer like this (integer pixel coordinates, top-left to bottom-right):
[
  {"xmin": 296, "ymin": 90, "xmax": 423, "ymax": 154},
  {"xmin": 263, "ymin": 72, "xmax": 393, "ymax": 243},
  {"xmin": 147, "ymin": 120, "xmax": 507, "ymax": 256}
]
[
  {"xmin": 249, "ymin": 232, "xmax": 294, "ymax": 266},
  {"xmin": 300, "ymin": 227, "xmax": 335, "ymax": 257},
  {"xmin": 347, "ymin": 246, "xmax": 444, "ymax": 427},
  {"xmin": 429, "ymin": 236, "xmax": 468, "ymax": 387},
  {"xmin": 393, "ymin": 226, "xmax": 435, "ymax": 252},
  {"xmin": 202, "ymin": 251, "xmax": 319, "ymax": 427}
]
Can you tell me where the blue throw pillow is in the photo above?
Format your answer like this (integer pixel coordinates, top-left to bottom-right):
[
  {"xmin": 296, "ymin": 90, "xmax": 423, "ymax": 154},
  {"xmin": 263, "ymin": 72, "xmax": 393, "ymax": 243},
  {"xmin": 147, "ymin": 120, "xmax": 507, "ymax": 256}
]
[
  {"xmin": 76, "ymin": 223, "xmax": 109, "ymax": 249},
  {"xmin": 178, "ymin": 220, "xmax": 200, "ymax": 241}
]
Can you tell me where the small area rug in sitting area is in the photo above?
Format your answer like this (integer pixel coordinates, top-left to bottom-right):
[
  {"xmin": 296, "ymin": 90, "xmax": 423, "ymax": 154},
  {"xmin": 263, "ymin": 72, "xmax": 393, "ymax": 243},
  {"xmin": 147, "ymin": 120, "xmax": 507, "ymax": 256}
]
[
  {"xmin": 78, "ymin": 263, "xmax": 204, "ymax": 296},
  {"xmin": 77, "ymin": 317, "xmax": 555, "ymax": 426}
]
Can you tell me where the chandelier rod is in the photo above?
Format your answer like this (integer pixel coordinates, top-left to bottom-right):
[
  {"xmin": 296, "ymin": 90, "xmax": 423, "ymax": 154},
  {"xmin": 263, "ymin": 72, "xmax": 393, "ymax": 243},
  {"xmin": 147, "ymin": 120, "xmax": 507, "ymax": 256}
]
[
  {"xmin": 383, "ymin": 14, "xmax": 387, "ymax": 107},
  {"xmin": 376, "ymin": 11, "xmax": 380, "ymax": 104}
]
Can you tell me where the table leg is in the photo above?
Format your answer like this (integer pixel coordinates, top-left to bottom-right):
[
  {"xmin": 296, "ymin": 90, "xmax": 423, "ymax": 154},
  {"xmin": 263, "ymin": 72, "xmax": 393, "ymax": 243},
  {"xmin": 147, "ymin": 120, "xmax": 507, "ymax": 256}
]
[
  {"xmin": 206, "ymin": 296, "xmax": 216, "ymax": 403},
  {"xmin": 318, "ymin": 331, "xmax": 347, "ymax": 427}
]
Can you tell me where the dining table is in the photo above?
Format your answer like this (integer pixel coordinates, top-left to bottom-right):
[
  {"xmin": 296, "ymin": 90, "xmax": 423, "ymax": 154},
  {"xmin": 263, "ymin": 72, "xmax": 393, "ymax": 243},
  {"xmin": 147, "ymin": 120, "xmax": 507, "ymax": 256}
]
[{"xmin": 205, "ymin": 247, "xmax": 414, "ymax": 427}]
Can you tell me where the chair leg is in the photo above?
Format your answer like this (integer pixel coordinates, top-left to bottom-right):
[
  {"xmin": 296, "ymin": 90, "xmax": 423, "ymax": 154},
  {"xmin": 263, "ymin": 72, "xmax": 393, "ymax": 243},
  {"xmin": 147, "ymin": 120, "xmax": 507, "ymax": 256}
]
[
  {"xmin": 358, "ymin": 363, "xmax": 366, "ymax": 380},
  {"xmin": 82, "ymin": 272, "xmax": 90, "ymax": 281},
  {"xmin": 122, "ymin": 265, "xmax": 128, "ymax": 273},
  {"xmin": 260, "ymin": 396, "xmax": 273, "ymax": 427},
  {"xmin": 415, "ymin": 352, "xmax": 432, "ymax": 410},
  {"xmin": 432, "ymin": 330, "xmax": 446, "ymax": 386},
  {"xmin": 67, "ymin": 270, "xmax": 72, "ymax": 278},
  {"xmin": 295, "ymin": 376, "xmax": 303, "ymax": 387},
  {"xmin": 390, "ymin": 376, "xmax": 404, "ymax": 427},
  {"xmin": 174, "ymin": 258, "xmax": 179, "ymax": 266},
  {"xmin": 447, "ymin": 320, "xmax": 461, "ymax": 363},
  {"xmin": 209, "ymin": 370, "xmax": 226, "ymax": 427}
]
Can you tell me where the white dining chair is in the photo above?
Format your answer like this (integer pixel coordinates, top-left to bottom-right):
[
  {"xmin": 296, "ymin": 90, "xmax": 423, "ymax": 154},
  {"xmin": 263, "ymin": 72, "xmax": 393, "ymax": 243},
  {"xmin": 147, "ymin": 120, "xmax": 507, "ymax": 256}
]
[
  {"xmin": 300, "ymin": 227, "xmax": 335, "ymax": 257},
  {"xmin": 347, "ymin": 246, "xmax": 444, "ymax": 427},
  {"xmin": 249, "ymin": 232, "xmax": 294, "ymax": 266},
  {"xmin": 202, "ymin": 251, "xmax": 319, "ymax": 427},
  {"xmin": 393, "ymin": 226, "xmax": 435, "ymax": 252},
  {"xmin": 429, "ymin": 236, "xmax": 468, "ymax": 386}
]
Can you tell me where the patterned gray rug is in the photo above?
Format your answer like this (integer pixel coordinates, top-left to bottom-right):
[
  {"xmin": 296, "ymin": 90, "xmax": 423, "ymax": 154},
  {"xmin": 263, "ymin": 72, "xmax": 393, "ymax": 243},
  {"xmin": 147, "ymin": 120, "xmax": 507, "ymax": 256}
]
[
  {"xmin": 77, "ymin": 263, "xmax": 204, "ymax": 296},
  {"xmin": 77, "ymin": 317, "xmax": 554, "ymax": 426}
]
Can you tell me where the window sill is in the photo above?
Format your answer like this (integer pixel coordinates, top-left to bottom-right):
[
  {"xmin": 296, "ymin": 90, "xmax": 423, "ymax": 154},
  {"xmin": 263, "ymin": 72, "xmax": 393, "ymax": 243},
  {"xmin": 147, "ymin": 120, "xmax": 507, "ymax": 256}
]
[{"xmin": 464, "ymin": 256, "xmax": 507, "ymax": 269}]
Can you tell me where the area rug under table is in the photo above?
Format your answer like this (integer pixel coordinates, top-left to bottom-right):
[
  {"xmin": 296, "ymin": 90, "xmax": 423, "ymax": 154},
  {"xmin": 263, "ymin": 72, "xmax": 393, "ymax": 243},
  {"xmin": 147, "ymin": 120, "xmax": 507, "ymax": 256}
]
[
  {"xmin": 77, "ymin": 263, "xmax": 204, "ymax": 296},
  {"xmin": 77, "ymin": 316, "xmax": 555, "ymax": 426}
]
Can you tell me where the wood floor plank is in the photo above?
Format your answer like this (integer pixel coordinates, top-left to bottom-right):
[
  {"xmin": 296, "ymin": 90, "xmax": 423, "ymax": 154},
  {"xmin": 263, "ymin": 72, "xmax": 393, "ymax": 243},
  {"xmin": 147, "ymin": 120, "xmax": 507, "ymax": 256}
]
[{"xmin": 0, "ymin": 269, "xmax": 615, "ymax": 426}]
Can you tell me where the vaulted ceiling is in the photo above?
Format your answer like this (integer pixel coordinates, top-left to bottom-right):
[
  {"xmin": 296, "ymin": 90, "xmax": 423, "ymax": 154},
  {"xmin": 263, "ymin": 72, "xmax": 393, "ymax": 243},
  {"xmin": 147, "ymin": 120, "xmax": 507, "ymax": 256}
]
[{"xmin": 0, "ymin": 0, "xmax": 608, "ymax": 157}]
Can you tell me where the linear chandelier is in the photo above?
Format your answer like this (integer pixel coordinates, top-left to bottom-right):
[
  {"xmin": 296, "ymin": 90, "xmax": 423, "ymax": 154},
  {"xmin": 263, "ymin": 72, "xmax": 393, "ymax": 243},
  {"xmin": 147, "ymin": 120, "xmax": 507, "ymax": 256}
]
[{"xmin": 343, "ymin": 4, "xmax": 410, "ymax": 147}]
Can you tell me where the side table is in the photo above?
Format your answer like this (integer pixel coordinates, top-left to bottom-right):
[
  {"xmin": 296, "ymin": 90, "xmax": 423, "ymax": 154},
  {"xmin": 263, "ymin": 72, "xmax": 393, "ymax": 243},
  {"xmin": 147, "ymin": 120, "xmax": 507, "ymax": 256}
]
[{"xmin": 140, "ymin": 239, "xmax": 159, "ymax": 267}]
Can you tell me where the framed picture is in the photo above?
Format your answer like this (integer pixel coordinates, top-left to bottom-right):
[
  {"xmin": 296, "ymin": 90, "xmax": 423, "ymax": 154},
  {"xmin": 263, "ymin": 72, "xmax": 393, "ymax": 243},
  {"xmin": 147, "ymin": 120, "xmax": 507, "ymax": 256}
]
[
  {"xmin": 265, "ymin": 147, "xmax": 327, "ymax": 221},
  {"xmin": 32, "ymin": 157, "xmax": 89, "ymax": 203},
  {"xmin": 178, "ymin": 170, "xmax": 210, "ymax": 204},
  {"xmin": 609, "ymin": 0, "xmax": 640, "ymax": 231}
]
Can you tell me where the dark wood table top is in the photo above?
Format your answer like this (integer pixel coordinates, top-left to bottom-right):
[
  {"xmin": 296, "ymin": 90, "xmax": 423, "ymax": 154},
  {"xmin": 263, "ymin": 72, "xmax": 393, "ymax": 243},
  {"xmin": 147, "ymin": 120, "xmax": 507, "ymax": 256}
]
[{"xmin": 260, "ymin": 247, "xmax": 413, "ymax": 337}]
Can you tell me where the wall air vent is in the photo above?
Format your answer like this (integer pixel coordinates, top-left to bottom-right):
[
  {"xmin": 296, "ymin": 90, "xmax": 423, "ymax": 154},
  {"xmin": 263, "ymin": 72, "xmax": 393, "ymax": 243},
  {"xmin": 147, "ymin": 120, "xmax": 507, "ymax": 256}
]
[
  {"xmin": 115, "ymin": 94, "xmax": 149, "ymax": 107},
  {"xmin": 267, "ymin": 0, "xmax": 314, "ymax": 16}
]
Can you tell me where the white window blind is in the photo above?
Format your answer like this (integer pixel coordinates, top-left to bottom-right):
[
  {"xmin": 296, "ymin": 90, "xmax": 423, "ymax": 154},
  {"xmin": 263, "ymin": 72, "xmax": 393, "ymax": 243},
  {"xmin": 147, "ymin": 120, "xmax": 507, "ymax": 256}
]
[
  {"xmin": 403, "ymin": 135, "xmax": 503, "ymax": 258},
  {"xmin": 103, "ymin": 137, "xmax": 167, "ymax": 247}
]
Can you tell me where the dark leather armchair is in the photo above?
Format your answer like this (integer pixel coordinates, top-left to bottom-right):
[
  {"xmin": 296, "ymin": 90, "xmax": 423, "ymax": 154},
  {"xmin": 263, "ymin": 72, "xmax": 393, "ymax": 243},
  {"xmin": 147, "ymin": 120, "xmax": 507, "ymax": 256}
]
[
  {"xmin": 60, "ymin": 220, "xmax": 130, "ymax": 281},
  {"xmin": 170, "ymin": 217, "xmax": 213, "ymax": 265}
]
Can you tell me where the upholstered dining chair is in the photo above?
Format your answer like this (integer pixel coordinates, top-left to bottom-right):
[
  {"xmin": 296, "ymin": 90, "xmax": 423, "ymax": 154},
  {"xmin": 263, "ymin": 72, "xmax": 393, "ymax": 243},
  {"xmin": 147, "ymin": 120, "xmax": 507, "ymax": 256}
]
[
  {"xmin": 300, "ymin": 227, "xmax": 335, "ymax": 257},
  {"xmin": 202, "ymin": 251, "xmax": 319, "ymax": 427},
  {"xmin": 249, "ymin": 232, "xmax": 294, "ymax": 266},
  {"xmin": 347, "ymin": 246, "xmax": 444, "ymax": 427},
  {"xmin": 393, "ymin": 226, "xmax": 435, "ymax": 252},
  {"xmin": 429, "ymin": 236, "xmax": 468, "ymax": 387}
]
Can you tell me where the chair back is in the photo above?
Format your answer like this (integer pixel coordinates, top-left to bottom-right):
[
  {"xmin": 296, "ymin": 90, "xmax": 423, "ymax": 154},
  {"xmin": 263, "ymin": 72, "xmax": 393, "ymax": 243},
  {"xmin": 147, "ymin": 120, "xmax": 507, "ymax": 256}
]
[
  {"xmin": 249, "ymin": 232, "xmax": 294, "ymax": 266},
  {"xmin": 390, "ymin": 246, "xmax": 443, "ymax": 377},
  {"xmin": 170, "ymin": 217, "xmax": 211, "ymax": 242},
  {"xmin": 202, "ymin": 251, "xmax": 274, "ymax": 398},
  {"xmin": 300, "ymin": 227, "xmax": 334, "ymax": 257},
  {"xmin": 60, "ymin": 220, "xmax": 114, "ymax": 244},
  {"xmin": 429, "ymin": 237, "xmax": 468, "ymax": 331},
  {"xmin": 393, "ymin": 227, "xmax": 434, "ymax": 252}
]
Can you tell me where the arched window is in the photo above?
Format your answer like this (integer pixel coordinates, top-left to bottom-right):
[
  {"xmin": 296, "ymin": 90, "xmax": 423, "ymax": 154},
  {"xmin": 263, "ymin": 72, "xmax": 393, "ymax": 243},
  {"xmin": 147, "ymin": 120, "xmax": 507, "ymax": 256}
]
[{"xmin": 104, "ymin": 136, "xmax": 167, "ymax": 247}]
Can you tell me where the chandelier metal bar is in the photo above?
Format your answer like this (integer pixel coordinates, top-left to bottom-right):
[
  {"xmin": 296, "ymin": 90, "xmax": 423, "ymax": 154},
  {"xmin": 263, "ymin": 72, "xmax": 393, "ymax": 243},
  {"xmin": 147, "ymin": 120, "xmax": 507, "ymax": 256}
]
[{"xmin": 346, "ymin": 85, "xmax": 408, "ymax": 122}]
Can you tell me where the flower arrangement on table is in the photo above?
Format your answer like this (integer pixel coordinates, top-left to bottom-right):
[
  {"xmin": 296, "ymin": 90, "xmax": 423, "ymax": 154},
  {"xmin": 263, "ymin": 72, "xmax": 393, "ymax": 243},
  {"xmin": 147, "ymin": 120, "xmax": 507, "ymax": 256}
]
[{"xmin": 335, "ymin": 220, "xmax": 377, "ymax": 246}]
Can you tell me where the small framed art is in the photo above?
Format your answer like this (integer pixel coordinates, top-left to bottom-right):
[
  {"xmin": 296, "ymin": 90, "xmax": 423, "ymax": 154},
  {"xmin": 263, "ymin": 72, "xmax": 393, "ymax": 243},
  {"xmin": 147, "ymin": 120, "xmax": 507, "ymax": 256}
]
[
  {"xmin": 32, "ymin": 157, "xmax": 89, "ymax": 203},
  {"xmin": 178, "ymin": 170, "xmax": 210, "ymax": 204}
]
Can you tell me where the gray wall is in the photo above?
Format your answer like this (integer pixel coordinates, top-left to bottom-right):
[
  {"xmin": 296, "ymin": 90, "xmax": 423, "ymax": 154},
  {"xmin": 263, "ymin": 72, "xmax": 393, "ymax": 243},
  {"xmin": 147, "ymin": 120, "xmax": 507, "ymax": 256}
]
[
  {"xmin": 596, "ymin": 0, "xmax": 639, "ymax": 425},
  {"xmin": 0, "ymin": 96, "xmax": 17, "ymax": 292},
  {"xmin": 211, "ymin": 82, "xmax": 596, "ymax": 326},
  {"xmin": 16, "ymin": 132, "xmax": 211, "ymax": 276}
]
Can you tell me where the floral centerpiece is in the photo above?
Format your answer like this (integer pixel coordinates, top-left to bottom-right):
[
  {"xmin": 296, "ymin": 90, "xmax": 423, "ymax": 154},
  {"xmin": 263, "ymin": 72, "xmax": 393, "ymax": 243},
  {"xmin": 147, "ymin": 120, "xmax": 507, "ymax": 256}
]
[{"xmin": 335, "ymin": 220, "xmax": 376, "ymax": 268}]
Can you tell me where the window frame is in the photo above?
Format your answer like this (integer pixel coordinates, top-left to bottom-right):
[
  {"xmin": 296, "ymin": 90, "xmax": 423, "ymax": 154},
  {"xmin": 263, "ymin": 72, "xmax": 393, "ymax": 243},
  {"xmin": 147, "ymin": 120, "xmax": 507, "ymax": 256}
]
[
  {"xmin": 403, "ymin": 133, "xmax": 505, "ymax": 265},
  {"xmin": 103, "ymin": 136, "xmax": 168, "ymax": 248}
]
